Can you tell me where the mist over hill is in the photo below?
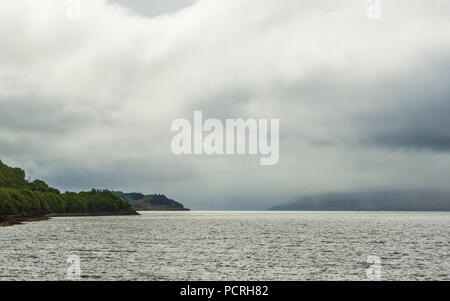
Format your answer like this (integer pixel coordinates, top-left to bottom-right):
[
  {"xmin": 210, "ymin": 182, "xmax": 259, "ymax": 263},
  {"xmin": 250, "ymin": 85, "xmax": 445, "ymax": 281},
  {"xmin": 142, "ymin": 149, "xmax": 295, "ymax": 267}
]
[
  {"xmin": 270, "ymin": 191, "xmax": 450, "ymax": 211},
  {"xmin": 113, "ymin": 191, "xmax": 189, "ymax": 211}
]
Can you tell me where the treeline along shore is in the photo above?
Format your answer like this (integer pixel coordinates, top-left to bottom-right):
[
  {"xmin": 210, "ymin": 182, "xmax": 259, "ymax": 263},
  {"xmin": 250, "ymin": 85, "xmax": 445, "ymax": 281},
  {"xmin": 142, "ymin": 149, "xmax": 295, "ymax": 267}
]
[{"xmin": 0, "ymin": 160, "xmax": 138, "ymax": 227}]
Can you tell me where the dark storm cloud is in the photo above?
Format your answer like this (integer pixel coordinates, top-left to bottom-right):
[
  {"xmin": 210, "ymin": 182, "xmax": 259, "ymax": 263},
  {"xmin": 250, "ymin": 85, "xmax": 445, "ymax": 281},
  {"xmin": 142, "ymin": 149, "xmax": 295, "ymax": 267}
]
[
  {"xmin": 355, "ymin": 58, "xmax": 450, "ymax": 152},
  {"xmin": 364, "ymin": 132, "xmax": 450, "ymax": 152}
]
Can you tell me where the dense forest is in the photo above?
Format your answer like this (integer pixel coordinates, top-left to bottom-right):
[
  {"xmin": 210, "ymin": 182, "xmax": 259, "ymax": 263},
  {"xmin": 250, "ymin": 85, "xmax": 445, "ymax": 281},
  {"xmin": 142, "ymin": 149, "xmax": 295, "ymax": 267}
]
[{"xmin": 0, "ymin": 160, "xmax": 136, "ymax": 218}]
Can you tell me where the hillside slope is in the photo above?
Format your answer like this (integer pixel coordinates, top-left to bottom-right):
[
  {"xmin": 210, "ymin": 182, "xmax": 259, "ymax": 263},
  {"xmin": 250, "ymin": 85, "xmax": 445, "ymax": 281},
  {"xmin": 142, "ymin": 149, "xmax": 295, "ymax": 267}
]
[
  {"xmin": 0, "ymin": 160, "xmax": 137, "ymax": 224},
  {"xmin": 114, "ymin": 191, "xmax": 189, "ymax": 211}
]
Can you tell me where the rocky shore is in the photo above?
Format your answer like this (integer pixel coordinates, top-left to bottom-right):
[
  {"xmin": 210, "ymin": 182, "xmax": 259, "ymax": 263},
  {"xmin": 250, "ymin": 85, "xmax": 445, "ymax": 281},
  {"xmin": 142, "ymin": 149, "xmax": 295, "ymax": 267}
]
[
  {"xmin": 0, "ymin": 209, "xmax": 139, "ymax": 227},
  {"xmin": 0, "ymin": 213, "xmax": 49, "ymax": 227}
]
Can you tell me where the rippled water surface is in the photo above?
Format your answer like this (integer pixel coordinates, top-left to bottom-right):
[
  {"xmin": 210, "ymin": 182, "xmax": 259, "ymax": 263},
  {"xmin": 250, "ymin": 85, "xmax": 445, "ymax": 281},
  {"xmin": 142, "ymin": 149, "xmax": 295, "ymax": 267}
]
[{"xmin": 0, "ymin": 211, "xmax": 449, "ymax": 280}]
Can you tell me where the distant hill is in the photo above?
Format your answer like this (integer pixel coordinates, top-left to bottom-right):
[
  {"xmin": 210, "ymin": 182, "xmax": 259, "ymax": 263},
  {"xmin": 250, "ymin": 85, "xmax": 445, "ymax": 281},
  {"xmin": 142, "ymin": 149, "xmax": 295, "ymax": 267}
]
[
  {"xmin": 114, "ymin": 191, "xmax": 189, "ymax": 211},
  {"xmin": 0, "ymin": 160, "xmax": 137, "ymax": 225},
  {"xmin": 270, "ymin": 191, "xmax": 450, "ymax": 211}
]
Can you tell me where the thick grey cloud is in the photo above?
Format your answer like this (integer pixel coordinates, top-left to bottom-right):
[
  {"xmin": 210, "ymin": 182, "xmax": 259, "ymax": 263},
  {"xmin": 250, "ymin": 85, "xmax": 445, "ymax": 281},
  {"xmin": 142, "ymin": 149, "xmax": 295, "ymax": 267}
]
[
  {"xmin": 356, "ymin": 58, "xmax": 450, "ymax": 152},
  {"xmin": 0, "ymin": 97, "xmax": 96, "ymax": 133},
  {"xmin": 39, "ymin": 158, "xmax": 200, "ymax": 192},
  {"xmin": 1, "ymin": 0, "xmax": 450, "ymax": 209},
  {"xmin": 367, "ymin": 132, "xmax": 450, "ymax": 152}
]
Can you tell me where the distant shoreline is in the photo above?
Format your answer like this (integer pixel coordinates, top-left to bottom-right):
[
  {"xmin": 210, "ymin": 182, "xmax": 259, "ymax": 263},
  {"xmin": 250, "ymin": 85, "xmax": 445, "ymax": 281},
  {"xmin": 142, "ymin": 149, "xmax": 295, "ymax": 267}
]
[{"xmin": 269, "ymin": 191, "xmax": 450, "ymax": 212}]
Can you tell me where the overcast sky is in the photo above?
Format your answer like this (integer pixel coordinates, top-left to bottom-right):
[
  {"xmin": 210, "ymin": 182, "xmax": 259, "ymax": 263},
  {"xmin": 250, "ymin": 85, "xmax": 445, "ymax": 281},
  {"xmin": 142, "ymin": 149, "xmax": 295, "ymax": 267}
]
[
  {"xmin": 108, "ymin": 0, "xmax": 196, "ymax": 17},
  {"xmin": 1, "ymin": 0, "xmax": 450, "ymax": 209}
]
